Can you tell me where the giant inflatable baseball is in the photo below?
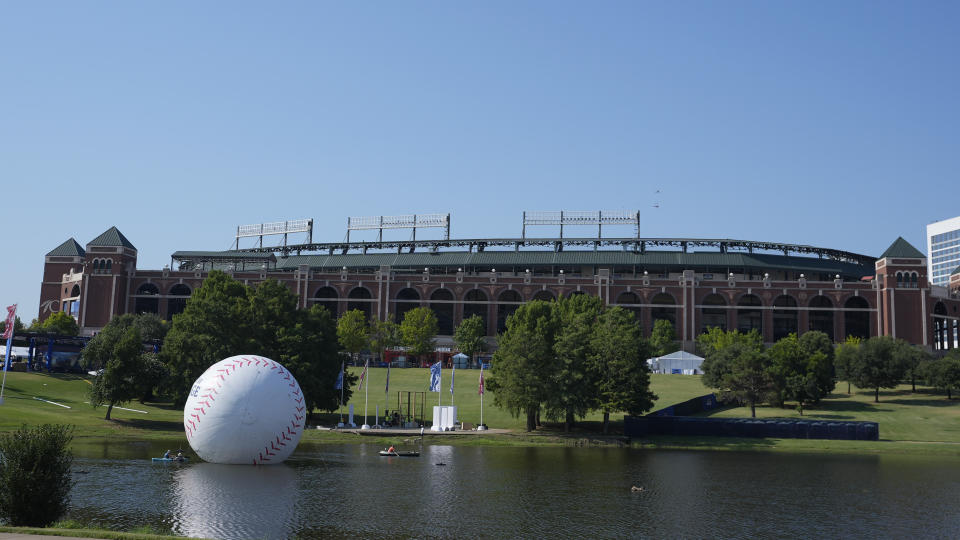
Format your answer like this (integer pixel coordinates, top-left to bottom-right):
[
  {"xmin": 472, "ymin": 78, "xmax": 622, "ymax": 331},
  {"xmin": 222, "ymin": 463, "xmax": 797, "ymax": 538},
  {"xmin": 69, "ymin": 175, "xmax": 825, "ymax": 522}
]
[{"xmin": 184, "ymin": 355, "xmax": 306, "ymax": 465}]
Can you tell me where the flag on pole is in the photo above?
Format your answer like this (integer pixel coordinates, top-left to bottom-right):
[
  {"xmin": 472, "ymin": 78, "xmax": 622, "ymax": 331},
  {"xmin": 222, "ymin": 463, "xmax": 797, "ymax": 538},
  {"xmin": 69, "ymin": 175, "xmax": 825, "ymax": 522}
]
[
  {"xmin": 478, "ymin": 364, "xmax": 485, "ymax": 395},
  {"xmin": 3, "ymin": 304, "xmax": 17, "ymax": 371},
  {"xmin": 429, "ymin": 361, "xmax": 441, "ymax": 392},
  {"xmin": 334, "ymin": 362, "xmax": 344, "ymax": 390},
  {"xmin": 358, "ymin": 359, "xmax": 369, "ymax": 391},
  {"xmin": 385, "ymin": 361, "xmax": 391, "ymax": 395},
  {"xmin": 450, "ymin": 363, "xmax": 455, "ymax": 395}
]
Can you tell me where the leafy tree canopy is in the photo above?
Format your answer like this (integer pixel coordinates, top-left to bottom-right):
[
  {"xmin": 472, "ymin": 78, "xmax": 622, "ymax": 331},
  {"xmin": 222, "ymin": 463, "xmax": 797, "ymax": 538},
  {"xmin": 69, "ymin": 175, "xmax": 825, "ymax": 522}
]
[
  {"xmin": 453, "ymin": 315, "xmax": 486, "ymax": 361},
  {"xmin": 650, "ymin": 319, "xmax": 680, "ymax": 356},
  {"xmin": 590, "ymin": 306, "xmax": 656, "ymax": 433},
  {"xmin": 400, "ymin": 307, "xmax": 438, "ymax": 359}
]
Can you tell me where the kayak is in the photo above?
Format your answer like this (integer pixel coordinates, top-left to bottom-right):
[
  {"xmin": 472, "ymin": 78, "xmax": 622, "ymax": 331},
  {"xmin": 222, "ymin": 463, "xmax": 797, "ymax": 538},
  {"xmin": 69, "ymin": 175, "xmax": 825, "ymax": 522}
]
[
  {"xmin": 378, "ymin": 450, "xmax": 419, "ymax": 457},
  {"xmin": 152, "ymin": 457, "xmax": 189, "ymax": 462}
]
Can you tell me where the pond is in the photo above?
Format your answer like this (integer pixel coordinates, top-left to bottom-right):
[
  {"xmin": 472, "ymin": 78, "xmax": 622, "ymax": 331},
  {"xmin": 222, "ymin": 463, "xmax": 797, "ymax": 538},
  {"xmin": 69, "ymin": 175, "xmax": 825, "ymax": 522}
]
[{"xmin": 65, "ymin": 441, "xmax": 960, "ymax": 539}]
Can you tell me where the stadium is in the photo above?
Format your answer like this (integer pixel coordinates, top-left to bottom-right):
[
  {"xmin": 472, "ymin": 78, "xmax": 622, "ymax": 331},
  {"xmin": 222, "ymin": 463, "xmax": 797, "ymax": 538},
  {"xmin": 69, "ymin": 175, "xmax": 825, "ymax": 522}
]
[{"xmin": 39, "ymin": 211, "xmax": 960, "ymax": 356}]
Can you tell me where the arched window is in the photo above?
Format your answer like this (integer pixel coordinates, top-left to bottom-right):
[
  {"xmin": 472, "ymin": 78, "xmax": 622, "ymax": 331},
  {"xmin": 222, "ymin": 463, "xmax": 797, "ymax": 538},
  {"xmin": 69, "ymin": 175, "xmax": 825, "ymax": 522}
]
[
  {"xmin": 737, "ymin": 294, "xmax": 763, "ymax": 334},
  {"xmin": 313, "ymin": 286, "xmax": 339, "ymax": 317},
  {"xmin": 910, "ymin": 272, "xmax": 918, "ymax": 288},
  {"xmin": 134, "ymin": 283, "xmax": 159, "ymax": 314},
  {"xmin": 809, "ymin": 296, "xmax": 834, "ymax": 339},
  {"xmin": 772, "ymin": 295, "xmax": 798, "ymax": 341},
  {"xmin": 463, "ymin": 289, "xmax": 488, "ymax": 335},
  {"xmin": 430, "ymin": 288, "xmax": 455, "ymax": 336},
  {"xmin": 616, "ymin": 291, "xmax": 642, "ymax": 323},
  {"xmin": 844, "ymin": 296, "xmax": 870, "ymax": 340},
  {"xmin": 70, "ymin": 285, "xmax": 81, "ymax": 297},
  {"xmin": 394, "ymin": 288, "xmax": 420, "ymax": 324},
  {"xmin": 896, "ymin": 272, "xmax": 903, "ymax": 287},
  {"xmin": 699, "ymin": 293, "xmax": 726, "ymax": 333},
  {"xmin": 167, "ymin": 284, "xmax": 192, "ymax": 320},
  {"xmin": 105, "ymin": 260, "xmax": 113, "ymax": 273},
  {"xmin": 651, "ymin": 293, "xmax": 677, "ymax": 332},
  {"xmin": 532, "ymin": 290, "xmax": 556, "ymax": 302},
  {"xmin": 348, "ymin": 287, "xmax": 373, "ymax": 320},
  {"xmin": 497, "ymin": 290, "xmax": 523, "ymax": 334}
]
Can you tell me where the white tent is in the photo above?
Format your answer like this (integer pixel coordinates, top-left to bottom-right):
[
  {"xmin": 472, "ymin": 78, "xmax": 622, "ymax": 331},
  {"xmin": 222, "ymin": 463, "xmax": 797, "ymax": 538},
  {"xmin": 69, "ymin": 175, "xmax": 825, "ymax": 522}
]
[
  {"xmin": 647, "ymin": 351, "xmax": 705, "ymax": 375},
  {"xmin": 452, "ymin": 352, "xmax": 470, "ymax": 368}
]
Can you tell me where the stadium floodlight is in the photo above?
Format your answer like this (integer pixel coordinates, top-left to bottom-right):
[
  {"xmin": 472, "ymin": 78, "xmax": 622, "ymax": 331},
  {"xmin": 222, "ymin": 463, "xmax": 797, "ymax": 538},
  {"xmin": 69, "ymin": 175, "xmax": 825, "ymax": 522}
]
[
  {"xmin": 521, "ymin": 210, "xmax": 640, "ymax": 239},
  {"xmin": 235, "ymin": 219, "xmax": 313, "ymax": 249},
  {"xmin": 346, "ymin": 213, "xmax": 450, "ymax": 243}
]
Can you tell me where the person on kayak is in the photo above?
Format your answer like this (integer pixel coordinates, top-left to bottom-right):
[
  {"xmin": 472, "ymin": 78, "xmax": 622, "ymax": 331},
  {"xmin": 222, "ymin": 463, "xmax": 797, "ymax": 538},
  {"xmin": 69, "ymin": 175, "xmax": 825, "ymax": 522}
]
[
  {"xmin": 387, "ymin": 446, "xmax": 396, "ymax": 453},
  {"xmin": 162, "ymin": 449, "xmax": 171, "ymax": 459}
]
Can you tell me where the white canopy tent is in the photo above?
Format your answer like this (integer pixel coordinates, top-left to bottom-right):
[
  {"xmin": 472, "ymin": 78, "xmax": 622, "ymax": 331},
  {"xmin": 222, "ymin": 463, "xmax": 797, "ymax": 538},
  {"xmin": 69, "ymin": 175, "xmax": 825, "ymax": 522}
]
[{"xmin": 647, "ymin": 350, "xmax": 705, "ymax": 375}]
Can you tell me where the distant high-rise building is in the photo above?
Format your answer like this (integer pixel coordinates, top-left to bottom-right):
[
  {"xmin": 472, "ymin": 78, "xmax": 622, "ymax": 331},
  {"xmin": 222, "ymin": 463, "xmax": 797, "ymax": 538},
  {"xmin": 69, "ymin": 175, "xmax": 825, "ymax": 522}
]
[{"xmin": 927, "ymin": 216, "xmax": 960, "ymax": 287}]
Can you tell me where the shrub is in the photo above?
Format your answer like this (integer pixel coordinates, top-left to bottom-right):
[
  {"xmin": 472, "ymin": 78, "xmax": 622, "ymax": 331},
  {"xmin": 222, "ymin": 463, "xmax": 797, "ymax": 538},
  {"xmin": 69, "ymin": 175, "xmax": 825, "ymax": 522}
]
[{"xmin": 0, "ymin": 424, "xmax": 75, "ymax": 526}]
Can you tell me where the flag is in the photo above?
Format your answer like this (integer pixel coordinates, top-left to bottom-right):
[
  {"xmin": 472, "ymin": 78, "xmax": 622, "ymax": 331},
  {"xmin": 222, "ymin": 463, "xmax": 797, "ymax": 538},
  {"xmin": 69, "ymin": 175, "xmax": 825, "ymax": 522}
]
[
  {"xmin": 358, "ymin": 359, "xmax": 369, "ymax": 391},
  {"xmin": 3, "ymin": 304, "xmax": 16, "ymax": 371},
  {"xmin": 385, "ymin": 361, "xmax": 391, "ymax": 395},
  {"xmin": 334, "ymin": 362, "xmax": 344, "ymax": 390},
  {"xmin": 2, "ymin": 304, "xmax": 16, "ymax": 340},
  {"xmin": 478, "ymin": 365, "xmax": 485, "ymax": 395},
  {"xmin": 429, "ymin": 361, "xmax": 441, "ymax": 392},
  {"xmin": 450, "ymin": 362, "xmax": 455, "ymax": 395}
]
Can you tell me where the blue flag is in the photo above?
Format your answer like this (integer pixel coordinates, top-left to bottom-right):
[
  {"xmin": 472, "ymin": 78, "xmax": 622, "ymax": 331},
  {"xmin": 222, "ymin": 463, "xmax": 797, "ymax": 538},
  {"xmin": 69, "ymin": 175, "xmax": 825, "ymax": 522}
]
[
  {"xmin": 429, "ymin": 361, "xmax": 441, "ymax": 392},
  {"xmin": 450, "ymin": 363, "xmax": 455, "ymax": 395},
  {"xmin": 334, "ymin": 363, "xmax": 344, "ymax": 390}
]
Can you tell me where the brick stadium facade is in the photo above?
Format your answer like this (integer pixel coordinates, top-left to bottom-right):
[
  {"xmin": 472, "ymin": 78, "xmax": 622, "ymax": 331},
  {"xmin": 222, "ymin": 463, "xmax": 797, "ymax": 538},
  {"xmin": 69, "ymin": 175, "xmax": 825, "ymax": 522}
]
[{"xmin": 39, "ymin": 227, "xmax": 960, "ymax": 353}]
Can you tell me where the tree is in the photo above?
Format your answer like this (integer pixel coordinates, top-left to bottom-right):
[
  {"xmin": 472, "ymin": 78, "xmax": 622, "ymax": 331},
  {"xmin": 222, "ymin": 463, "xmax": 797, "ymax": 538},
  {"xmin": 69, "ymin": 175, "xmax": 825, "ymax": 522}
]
[
  {"xmin": 698, "ymin": 328, "xmax": 764, "ymax": 390},
  {"xmin": 590, "ymin": 306, "xmax": 656, "ymax": 434},
  {"xmin": 278, "ymin": 304, "xmax": 345, "ymax": 413},
  {"xmin": 488, "ymin": 300, "xmax": 558, "ymax": 431},
  {"xmin": 720, "ymin": 346, "xmax": 774, "ymax": 418},
  {"xmin": 921, "ymin": 350, "xmax": 960, "ymax": 399},
  {"xmin": 785, "ymin": 352, "xmax": 828, "ymax": 415},
  {"xmin": 896, "ymin": 342, "xmax": 930, "ymax": 393},
  {"xmin": 767, "ymin": 333, "xmax": 833, "ymax": 409},
  {"xmin": 88, "ymin": 326, "xmax": 148, "ymax": 420},
  {"xmin": 0, "ymin": 424, "xmax": 74, "ymax": 527},
  {"xmin": 834, "ymin": 336, "xmax": 861, "ymax": 394},
  {"xmin": 337, "ymin": 309, "xmax": 369, "ymax": 366},
  {"xmin": 160, "ymin": 271, "xmax": 250, "ymax": 405},
  {"xmin": 649, "ymin": 319, "xmax": 680, "ymax": 356},
  {"xmin": 850, "ymin": 336, "xmax": 910, "ymax": 402},
  {"xmin": 798, "ymin": 331, "xmax": 836, "ymax": 400},
  {"xmin": 453, "ymin": 314, "xmax": 486, "ymax": 367},
  {"xmin": 548, "ymin": 294, "xmax": 603, "ymax": 432},
  {"xmin": 400, "ymin": 307, "xmax": 438, "ymax": 365},
  {"xmin": 368, "ymin": 316, "xmax": 401, "ymax": 363},
  {"xmin": 37, "ymin": 312, "xmax": 79, "ymax": 336}
]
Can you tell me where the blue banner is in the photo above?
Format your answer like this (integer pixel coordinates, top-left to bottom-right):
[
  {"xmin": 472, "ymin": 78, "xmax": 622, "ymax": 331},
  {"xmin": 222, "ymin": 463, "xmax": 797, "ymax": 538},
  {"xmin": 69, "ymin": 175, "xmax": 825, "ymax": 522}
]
[{"xmin": 429, "ymin": 361, "xmax": 441, "ymax": 392}]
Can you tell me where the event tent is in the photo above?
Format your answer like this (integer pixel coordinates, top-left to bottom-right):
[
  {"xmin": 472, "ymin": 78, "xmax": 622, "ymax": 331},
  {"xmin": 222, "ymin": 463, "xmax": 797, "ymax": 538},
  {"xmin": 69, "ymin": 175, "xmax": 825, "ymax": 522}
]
[{"xmin": 647, "ymin": 350, "xmax": 705, "ymax": 375}]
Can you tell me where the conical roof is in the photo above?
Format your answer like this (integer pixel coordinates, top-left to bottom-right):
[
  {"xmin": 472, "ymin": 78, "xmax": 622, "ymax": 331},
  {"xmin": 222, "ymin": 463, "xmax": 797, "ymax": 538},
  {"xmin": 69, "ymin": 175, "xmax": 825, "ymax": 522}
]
[
  {"xmin": 880, "ymin": 237, "xmax": 925, "ymax": 259},
  {"xmin": 87, "ymin": 226, "xmax": 136, "ymax": 250},
  {"xmin": 46, "ymin": 238, "xmax": 85, "ymax": 257}
]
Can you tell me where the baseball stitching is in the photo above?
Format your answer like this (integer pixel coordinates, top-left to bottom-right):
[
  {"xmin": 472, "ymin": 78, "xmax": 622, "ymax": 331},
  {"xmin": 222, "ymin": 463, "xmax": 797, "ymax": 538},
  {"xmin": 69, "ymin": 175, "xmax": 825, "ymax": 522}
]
[{"xmin": 184, "ymin": 356, "xmax": 304, "ymax": 465}]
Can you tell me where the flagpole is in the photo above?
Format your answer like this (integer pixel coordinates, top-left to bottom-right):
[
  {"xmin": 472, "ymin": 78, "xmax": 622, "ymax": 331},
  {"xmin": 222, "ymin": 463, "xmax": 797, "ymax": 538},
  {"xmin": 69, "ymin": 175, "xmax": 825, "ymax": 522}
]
[{"xmin": 338, "ymin": 361, "xmax": 345, "ymax": 426}]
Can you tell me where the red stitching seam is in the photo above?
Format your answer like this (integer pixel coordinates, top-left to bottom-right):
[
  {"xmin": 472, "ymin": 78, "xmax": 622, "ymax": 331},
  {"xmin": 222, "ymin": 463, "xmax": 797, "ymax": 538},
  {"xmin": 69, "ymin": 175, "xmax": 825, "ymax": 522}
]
[{"xmin": 185, "ymin": 356, "xmax": 302, "ymax": 465}]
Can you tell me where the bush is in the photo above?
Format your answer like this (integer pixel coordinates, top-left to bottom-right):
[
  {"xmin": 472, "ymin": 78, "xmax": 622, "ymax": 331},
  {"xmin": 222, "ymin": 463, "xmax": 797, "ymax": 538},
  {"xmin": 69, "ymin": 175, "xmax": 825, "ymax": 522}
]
[{"xmin": 0, "ymin": 424, "xmax": 75, "ymax": 526}]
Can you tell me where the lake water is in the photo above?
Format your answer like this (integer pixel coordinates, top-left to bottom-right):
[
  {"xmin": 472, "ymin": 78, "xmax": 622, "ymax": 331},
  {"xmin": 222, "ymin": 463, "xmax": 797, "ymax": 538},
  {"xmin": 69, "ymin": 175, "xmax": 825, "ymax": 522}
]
[{"xmin": 66, "ymin": 441, "xmax": 960, "ymax": 539}]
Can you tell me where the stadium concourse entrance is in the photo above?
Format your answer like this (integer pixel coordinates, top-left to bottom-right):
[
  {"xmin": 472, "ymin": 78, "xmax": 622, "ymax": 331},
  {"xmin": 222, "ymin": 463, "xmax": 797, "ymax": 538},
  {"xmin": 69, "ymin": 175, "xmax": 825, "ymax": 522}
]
[
  {"xmin": 5, "ymin": 332, "xmax": 90, "ymax": 372},
  {"xmin": 387, "ymin": 391, "xmax": 426, "ymax": 428}
]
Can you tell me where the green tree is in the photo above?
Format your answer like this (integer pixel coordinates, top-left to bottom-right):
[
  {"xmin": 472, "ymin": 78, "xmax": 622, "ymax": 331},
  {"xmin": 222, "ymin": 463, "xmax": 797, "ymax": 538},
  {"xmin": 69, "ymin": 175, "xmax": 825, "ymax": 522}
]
[
  {"xmin": 720, "ymin": 346, "xmax": 774, "ymax": 418},
  {"xmin": 0, "ymin": 424, "xmax": 74, "ymax": 527},
  {"xmin": 368, "ymin": 316, "xmax": 401, "ymax": 363},
  {"xmin": 920, "ymin": 350, "xmax": 960, "ymax": 399},
  {"xmin": 453, "ymin": 314, "xmax": 486, "ymax": 367},
  {"xmin": 834, "ymin": 336, "xmax": 861, "ymax": 394},
  {"xmin": 160, "ymin": 271, "xmax": 250, "ymax": 405},
  {"xmin": 548, "ymin": 294, "xmax": 603, "ymax": 432},
  {"xmin": 798, "ymin": 330, "xmax": 836, "ymax": 400},
  {"xmin": 590, "ymin": 306, "xmax": 656, "ymax": 434},
  {"xmin": 400, "ymin": 307, "xmax": 438, "ymax": 365},
  {"xmin": 649, "ymin": 319, "xmax": 680, "ymax": 356},
  {"xmin": 850, "ymin": 336, "xmax": 910, "ymax": 402},
  {"xmin": 698, "ymin": 328, "xmax": 764, "ymax": 390},
  {"xmin": 337, "ymin": 309, "xmax": 369, "ymax": 366},
  {"xmin": 897, "ymin": 342, "xmax": 930, "ymax": 393},
  {"xmin": 88, "ymin": 326, "xmax": 148, "ymax": 420},
  {"xmin": 278, "ymin": 304, "xmax": 345, "ymax": 413},
  {"xmin": 488, "ymin": 300, "xmax": 558, "ymax": 431},
  {"xmin": 37, "ymin": 312, "xmax": 79, "ymax": 336}
]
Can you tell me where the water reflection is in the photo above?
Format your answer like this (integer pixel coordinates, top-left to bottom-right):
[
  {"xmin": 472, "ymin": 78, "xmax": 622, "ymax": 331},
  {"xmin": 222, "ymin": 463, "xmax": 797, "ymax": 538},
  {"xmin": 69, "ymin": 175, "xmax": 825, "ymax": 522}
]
[
  {"xmin": 65, "ymin": 444, "xmax": 960, "ymax": 539},
  {"xmin": 171, "ymin": 463, "xmax": 298, "ymax": 540}
]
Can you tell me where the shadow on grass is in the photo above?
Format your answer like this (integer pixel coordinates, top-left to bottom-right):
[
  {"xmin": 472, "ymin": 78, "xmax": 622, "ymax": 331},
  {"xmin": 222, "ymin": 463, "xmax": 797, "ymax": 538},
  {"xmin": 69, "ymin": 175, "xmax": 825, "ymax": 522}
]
[{"xmin": 885, "ymin": 397, "xmax": 958, "ymax": 408}]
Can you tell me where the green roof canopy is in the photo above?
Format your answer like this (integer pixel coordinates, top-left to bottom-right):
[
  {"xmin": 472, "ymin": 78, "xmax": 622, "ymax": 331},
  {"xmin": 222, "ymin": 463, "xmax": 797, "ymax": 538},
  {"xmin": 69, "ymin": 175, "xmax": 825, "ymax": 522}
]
[
  {"xmin": 88, "ymin": 226, "xmax": 136, "ymax": 250},
  {"xmin": 46, "ymin": 238, "xmax": 85, "ymax": 257},
  {"xmin": 880, "ymin": 237, "xmax": 925, "ymax": 259}
]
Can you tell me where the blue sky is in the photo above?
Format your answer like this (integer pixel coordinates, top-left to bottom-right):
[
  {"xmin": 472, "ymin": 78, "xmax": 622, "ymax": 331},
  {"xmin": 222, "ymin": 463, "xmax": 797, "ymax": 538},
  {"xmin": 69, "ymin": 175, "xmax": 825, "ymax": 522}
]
[{"xmin": 2, "ymin": 1, "xmax": 957, "ymax": 322}]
